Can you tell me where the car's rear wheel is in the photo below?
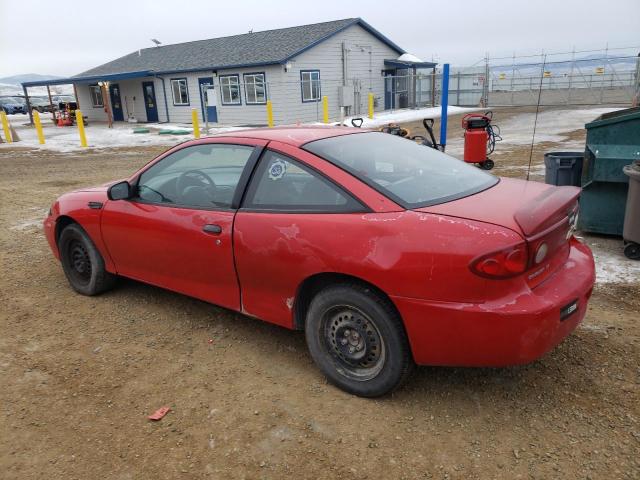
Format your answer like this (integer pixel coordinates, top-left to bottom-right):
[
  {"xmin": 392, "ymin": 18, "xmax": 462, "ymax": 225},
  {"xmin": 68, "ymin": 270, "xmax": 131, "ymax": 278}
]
[
  {"xmin": 58, "ymin": 223, "xmax": 116, "ymax": 295},
  {"xmin": 305, "ymin": 284, "xmax": 413, "ymax": 397}
]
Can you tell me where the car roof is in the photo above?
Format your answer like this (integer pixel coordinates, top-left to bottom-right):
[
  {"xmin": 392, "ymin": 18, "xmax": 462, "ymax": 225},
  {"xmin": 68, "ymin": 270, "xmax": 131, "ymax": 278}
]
[{"xmin": 213, "ymin": 126, "xmax": 368, "ymax": 147}]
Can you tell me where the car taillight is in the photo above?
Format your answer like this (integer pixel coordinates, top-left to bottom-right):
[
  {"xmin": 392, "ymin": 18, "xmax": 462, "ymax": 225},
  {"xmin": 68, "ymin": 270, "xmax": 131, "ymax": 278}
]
[{"xmin": 470, "ymin": 243, "xmax": 529, "ymax": 279}]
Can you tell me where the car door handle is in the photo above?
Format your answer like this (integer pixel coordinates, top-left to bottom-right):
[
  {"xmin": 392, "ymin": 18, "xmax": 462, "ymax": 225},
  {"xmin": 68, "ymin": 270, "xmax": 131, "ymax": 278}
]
[{"xmin": 202, "ymin": 224, "xmax": 222, "ymax": 235}]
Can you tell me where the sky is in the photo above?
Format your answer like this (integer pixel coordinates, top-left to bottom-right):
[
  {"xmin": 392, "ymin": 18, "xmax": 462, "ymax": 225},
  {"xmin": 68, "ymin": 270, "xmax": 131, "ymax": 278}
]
[{"xmin": 0, "ymin": 0, "xmax": 638, "ymax": 78}]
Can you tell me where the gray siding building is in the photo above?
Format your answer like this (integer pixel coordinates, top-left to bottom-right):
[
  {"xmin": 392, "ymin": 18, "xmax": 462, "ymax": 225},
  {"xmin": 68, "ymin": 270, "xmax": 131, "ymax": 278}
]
[{"xmin": 23, "ymin": 18, "xmax": 435, "ymax": 126}]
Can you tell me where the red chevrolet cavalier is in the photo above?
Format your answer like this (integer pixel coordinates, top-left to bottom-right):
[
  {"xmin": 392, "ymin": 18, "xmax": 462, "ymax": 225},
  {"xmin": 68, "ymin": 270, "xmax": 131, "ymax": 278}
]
[{"xmin": 44, "ymin": 127, "xmax": 595, "ymax": 397}]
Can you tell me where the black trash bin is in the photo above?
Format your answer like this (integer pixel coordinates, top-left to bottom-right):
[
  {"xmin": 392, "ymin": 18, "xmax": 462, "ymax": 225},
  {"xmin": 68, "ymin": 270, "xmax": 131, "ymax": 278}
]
[{"xmin": 544, "ymin": 152, "xmax": 584, "ymax": 187}]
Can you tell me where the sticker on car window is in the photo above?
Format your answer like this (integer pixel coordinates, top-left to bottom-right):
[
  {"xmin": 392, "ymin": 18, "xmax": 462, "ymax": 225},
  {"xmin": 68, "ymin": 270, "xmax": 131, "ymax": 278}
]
[{"xmin": 268, "ymin": 160, "xmax": 287, "ymax": 180}]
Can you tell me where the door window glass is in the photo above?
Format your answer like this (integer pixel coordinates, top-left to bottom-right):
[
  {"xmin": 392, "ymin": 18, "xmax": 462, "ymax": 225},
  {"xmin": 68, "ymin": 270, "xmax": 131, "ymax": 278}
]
[
  {"xmin": 136, "ymin": 144, "xmax": 254, "ymax": 209},
  {"xmin": 243, "ymin": 151, "xmax": 365, "ymax": 212}
]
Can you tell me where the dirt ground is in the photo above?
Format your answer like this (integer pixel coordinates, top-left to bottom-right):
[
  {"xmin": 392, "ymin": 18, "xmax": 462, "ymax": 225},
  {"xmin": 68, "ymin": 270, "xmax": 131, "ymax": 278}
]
[{"xmin": 1, "ymin": 107, "xmax": 639, "ymax": 479}]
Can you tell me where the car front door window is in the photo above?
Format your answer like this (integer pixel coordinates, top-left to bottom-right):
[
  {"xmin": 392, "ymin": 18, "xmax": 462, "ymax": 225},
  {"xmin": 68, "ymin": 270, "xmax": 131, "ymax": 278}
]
[{"xmin": 136, "ymin": 144, "xmax": 254, "ymax": 209}]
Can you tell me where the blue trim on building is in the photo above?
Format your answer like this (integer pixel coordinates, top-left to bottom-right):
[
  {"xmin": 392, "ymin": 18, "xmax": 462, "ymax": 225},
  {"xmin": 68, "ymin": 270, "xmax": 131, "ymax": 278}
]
[
  {"xmin": 384, "ymin": 59, "xmax": 437, "ymax": 69},
  {"xmin": 300, "ymin": 70, "xmax": 321, "ymax": 103},
  {"xmin": 22, "ymin": 70, "xmax": 153, "ymax": 87},
  {"xmin": 242, "ymin": 72, "xmax": 267, "ymax": 105},
  {"xmin": 218, "ymin": 74, "xmax": 242, "ymax": 106},
  {"xmin": 169, "ymin": 77, "xmax": 190, "ymax": 106}
]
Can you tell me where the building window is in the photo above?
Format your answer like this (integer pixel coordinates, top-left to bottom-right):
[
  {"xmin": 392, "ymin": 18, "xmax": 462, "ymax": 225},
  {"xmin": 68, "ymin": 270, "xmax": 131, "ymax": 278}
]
[
  {"xmin": 301, "ymin": 70, "xmax": 321, "ymax": 102},
  {"xmin": 171, "ymin": 78, "xmax": 189, "ymax": 105},
  {"xmin": 243, "ymin": 73, "xmax": 267, "ymax": 104},
  {"xmin": 219, "ymin": 75, "xmax": 241, "ymax": 105},
  {"xmin": 89, "ymin": 85, "xmax": 103, "ymax": 107}
]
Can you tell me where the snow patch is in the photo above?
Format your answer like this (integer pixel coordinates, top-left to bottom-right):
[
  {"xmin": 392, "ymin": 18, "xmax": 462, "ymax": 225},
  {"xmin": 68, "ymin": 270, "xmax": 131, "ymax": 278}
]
[
  {"xmin": 590, "ymin": 243, "xmax": 640, "ymax": 284},
  {"xmin": 493, "ymin": 107, "xmax": 622, "ymax": 146},
  {"xmin": 343, "ymin": 106, "xmax": 479, "ymax": 129},
  {"xmin": 397, "ymin": 53, "xmax": 424, "ymax": 63}
]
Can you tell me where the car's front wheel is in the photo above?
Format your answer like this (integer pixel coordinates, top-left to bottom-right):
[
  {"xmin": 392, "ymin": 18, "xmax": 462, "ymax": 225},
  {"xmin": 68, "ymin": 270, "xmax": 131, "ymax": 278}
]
[
  {"xmin": 58, "ymin": 223, "xmax": 116, "ymax": 295},
  {"xmin": 305, "ymin": 284, "xmax": 413, "ymax": 397}
]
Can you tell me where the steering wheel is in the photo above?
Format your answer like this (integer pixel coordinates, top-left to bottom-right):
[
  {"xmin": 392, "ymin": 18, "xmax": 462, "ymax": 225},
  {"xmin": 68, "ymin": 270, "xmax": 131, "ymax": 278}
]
[{"xmin": 176, "ymin": 169, "xmax": 216, "ymax": 198}]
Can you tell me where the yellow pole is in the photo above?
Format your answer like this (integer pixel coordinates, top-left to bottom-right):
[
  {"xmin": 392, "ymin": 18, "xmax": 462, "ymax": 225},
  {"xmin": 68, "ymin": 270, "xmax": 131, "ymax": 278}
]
[
  {"xmin": 322, "ymin": 96, "xmax": 329, "ymax": 124},
  {"xmin": 368, "ymin": 93, "xmax": 374, "ymax": 120},
  {"xmin": 1, "ymin": 111, "xmax": 12, "ymax": 143},
  {"xmin": 33, "ymin": 110, "xmax": 45, "ymax": 145},
  {"xmin": 266, "ymin": 100, "xmax": 274, "ymax": 127},
  {"xmin": 75, "ymin": 110, "xmax": 87, "ymax": 147},
  {"xmin": 191, "ymin": 109, "xmax": 200, "ymax": 139}
]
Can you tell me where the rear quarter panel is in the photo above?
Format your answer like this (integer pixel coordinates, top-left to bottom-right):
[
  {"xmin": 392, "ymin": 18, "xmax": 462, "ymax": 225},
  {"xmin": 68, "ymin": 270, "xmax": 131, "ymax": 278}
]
[{"xmin": 233, "ymin": 209, "xmax": 524, "ymax": 328}]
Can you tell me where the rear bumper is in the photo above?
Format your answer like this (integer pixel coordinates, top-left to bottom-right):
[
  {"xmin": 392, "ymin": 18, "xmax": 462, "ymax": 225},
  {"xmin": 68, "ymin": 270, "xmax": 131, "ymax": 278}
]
[{"xmin": 393, "ymin": 238, "xmax": 595, "ymax": 367}]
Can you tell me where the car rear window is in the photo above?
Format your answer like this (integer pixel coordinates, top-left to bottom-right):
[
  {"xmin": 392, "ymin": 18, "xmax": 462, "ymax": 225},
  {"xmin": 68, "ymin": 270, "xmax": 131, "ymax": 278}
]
[{"xmin": 303, "ymin": 131, "xmax": 498, "ymax": 208}]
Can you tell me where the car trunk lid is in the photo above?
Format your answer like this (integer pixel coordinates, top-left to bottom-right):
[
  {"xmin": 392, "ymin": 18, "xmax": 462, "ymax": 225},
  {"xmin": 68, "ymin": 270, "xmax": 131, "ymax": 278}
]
[{"xmin": 418, "ymin": 177, "xmax": 580, "ymax": 287}]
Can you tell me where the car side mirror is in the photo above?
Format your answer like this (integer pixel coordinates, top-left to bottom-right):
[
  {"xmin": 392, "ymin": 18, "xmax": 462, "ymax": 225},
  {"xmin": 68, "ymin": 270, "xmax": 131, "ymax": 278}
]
[{"xmin": 107, "ymin": 180, "xmax": 132, "ymax": 200}]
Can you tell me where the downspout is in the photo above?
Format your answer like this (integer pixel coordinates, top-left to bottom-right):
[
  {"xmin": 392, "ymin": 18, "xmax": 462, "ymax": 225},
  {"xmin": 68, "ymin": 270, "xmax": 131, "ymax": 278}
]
[{"xmin": 155, "ymin": 75, "xmax": 170, "ymax": 123}]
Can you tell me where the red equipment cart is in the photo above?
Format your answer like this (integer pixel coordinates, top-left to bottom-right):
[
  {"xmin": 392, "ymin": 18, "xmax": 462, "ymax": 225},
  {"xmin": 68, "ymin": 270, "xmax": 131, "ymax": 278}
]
[{"xmin": 461, "ymin": 111, "xmax": 501, "ymax": 170}]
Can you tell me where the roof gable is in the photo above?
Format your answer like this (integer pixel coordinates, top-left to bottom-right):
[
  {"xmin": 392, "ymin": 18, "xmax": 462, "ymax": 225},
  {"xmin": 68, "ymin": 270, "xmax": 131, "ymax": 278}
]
[{"xmin": 75, "ymin": 18, "xmax": 404, "ymax": 78}]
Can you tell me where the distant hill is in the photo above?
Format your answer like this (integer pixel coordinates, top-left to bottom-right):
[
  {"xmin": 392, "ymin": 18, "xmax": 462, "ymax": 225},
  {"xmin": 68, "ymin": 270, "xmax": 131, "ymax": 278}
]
[{"xmin": 0, "ymin": 74, "xmax": 63, "ymax": 85}]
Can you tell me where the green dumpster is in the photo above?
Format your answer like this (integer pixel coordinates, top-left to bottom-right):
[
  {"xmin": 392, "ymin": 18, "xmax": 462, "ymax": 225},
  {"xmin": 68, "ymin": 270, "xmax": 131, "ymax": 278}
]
[{"xmin": 578, "ymin": 107, "xmax": 640, "ymax": 235}]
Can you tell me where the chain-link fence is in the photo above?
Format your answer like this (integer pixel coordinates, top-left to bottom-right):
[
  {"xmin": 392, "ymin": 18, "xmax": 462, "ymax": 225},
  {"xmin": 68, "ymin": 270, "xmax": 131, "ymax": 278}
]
[{"xmin": 465, "ymin": 51, "xmax": 640, "ymax": 107}]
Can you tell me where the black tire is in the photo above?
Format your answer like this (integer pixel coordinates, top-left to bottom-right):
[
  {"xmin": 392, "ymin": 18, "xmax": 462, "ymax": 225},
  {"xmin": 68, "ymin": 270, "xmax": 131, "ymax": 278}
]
[
  {"xmin": 481, "ymin": 159, "xmax": 495, "ymax": 170},
  {"xmin": 58, "ymin": 223, "xmax": 116, "ymax": 295},
  {"xmin": 305, "ymin": 284, "xmax": 414, "ymax": 397},
  {"xmin": 624, "ymin": 242, "xmax": 640, "ymax": 260}
]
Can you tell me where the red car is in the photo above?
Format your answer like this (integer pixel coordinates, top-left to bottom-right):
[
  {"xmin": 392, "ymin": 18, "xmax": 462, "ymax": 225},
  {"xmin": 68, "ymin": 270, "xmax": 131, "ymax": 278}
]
[{"xmin": 44, "ymin": 127, "xmax": 595, "ymax": 397}]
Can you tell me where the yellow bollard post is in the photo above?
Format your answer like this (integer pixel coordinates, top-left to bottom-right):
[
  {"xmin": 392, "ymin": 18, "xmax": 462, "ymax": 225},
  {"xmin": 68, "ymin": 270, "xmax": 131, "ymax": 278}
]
[
  {"xmin": 1, "ymin": 111, "xmax": 12, "ymax": 143},
  {"xmin": 368, "ymin": 93, "xmax": 374, "ymax": 120},
  {"xmin": 75, "ymin": 110, "xmax": 87, "ymax": 147},
  {"xmin": 192, "ymin": 109, "xmax": 200, "ymax": 139},
  {"xmin": 33, "ymin": 110, "xmax": 45, "ymax": 145},
  {"xmin": 266, "ymin": 100, "xmax": 274, "ymax": 127},
  {"xmin": 322, "ymin": 96, "xmax": 329, "ymax": 124}
]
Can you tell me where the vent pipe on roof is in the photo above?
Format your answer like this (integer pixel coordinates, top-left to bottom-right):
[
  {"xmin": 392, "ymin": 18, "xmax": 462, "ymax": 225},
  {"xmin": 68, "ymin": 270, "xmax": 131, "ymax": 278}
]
[{"xmin": 138, "ymin": 49, "xmax": 141, "ymax": 57}]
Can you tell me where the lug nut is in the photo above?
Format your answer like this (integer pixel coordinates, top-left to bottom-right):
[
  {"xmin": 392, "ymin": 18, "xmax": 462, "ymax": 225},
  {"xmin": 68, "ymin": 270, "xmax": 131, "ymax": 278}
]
[
  {"xmin": 340, "ymin": 338, "xmax": 348, "ymax": 345},
  {"xmin": 344, "ymin": 330, "xmax": 350, "ymax": 337},
  {"xmin": 348, "ymin": 346, "xmax": 355, "ymax": 353}
]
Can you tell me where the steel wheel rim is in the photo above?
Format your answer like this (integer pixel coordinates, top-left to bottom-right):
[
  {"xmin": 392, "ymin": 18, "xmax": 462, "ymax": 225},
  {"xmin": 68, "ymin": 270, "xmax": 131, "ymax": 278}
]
[
  {"xmin": 322, "ymin": 305, "xmax": 386, "ymax": 382},
  {"xmin": 68, "ymin": 240, "xmax": 92, "ymax": 285}
]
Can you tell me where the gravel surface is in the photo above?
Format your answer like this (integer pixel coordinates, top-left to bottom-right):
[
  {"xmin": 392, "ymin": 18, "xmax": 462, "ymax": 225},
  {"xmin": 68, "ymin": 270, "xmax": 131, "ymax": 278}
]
[{"xmin": 1, "ymin": 109, "xmax": 639, "ymax": 479}]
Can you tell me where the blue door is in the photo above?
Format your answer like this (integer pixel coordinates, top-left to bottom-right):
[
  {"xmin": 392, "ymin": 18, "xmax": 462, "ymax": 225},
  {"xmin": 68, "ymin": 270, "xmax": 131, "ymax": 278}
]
[
  {"xmin": 198, "ymin": 77, "xmax": 218, "ymax": 123},
  {"xmin": 142, "ymin": 81, "xmax": 159, "ymax": 122},
  {"xmin": 109, "ymin": 84, "xmax": 124, "ymax": 121}
]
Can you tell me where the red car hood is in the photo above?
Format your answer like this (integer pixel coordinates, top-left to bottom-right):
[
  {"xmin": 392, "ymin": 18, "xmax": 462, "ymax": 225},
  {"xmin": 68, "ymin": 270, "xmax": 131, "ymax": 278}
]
[
  {"xmin": 72, "ymin": 179, "xmax": 122, "ymax": 194},
  {"xmin": 418, "ymin": 177, "xmax": 580, "ymax": 237}
]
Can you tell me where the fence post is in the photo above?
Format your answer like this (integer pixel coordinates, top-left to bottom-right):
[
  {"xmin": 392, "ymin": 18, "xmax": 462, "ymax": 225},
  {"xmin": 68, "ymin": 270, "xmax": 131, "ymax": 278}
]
[
  {"xmin": 75, "ymin": 110, "xmax": 87, "ymax": 147},
  {"xmin": 192, "ymin": 109, "xmax": 200, "ymax": 139},
  {"xmin": 266, "ymin": 100, "xmax": 274, "ymax": 127},
  {"xmin": 1, "ymin": 111, "xmax": 12, "ymax": 143},
  {"xmin": 33, "ymin": 110, "xmax": 45, "ymax": 144},
  {"xmin": 368, "ymin": 93, "xmax": 374, "ymax": 119},
  {"xmin": 322, "ymin": 96, "xmax": 329, "ymax": 124}
]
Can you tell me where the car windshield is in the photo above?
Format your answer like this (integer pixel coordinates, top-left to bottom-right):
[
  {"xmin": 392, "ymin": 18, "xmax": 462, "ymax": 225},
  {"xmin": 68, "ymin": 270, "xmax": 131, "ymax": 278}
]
[{"xmin": 303, "ymin": 131, "xmax": 498, "ymax": 208}]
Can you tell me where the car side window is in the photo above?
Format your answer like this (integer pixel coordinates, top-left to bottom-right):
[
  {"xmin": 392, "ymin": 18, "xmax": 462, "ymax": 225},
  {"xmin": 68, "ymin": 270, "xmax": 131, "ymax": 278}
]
[
  {"xmin": 243, "ymin": 150, "xmax": 366, "ymax": 212},
  {"xmin": 136, "ymin": 144, "xmax": 254, "ymax": 209}
]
